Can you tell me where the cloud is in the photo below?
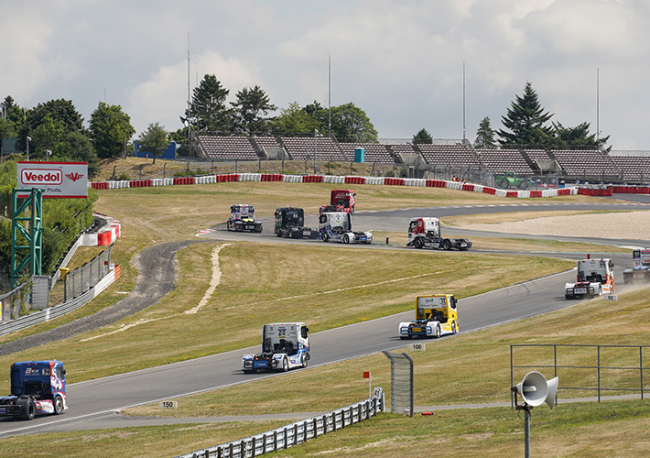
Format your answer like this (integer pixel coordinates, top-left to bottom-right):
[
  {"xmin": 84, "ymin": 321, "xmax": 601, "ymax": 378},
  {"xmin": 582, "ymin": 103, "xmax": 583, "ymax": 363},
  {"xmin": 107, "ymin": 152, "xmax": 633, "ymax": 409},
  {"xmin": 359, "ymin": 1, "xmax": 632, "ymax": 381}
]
[{"xmin": 127, "ymin": 51, "xmax": 261, "ymax": 135}]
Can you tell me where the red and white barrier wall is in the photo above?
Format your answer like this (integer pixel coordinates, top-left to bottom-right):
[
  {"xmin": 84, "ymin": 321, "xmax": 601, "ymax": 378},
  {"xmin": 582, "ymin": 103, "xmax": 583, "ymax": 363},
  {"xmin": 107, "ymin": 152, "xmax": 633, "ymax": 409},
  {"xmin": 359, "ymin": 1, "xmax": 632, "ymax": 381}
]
[
  {"xmin": 82, "ymin": 213, "xmax": 121, "ymax": 246},
  {"xmin": 90, "ymin": 174, "xmax": 581, "ymax": 198}
]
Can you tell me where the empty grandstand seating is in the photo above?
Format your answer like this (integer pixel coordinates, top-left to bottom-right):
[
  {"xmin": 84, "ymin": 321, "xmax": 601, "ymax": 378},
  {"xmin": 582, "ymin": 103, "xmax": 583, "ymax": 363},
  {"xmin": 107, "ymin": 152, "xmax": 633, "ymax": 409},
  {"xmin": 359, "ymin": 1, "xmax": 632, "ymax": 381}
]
[
  {"xmin": 280, "ymin": 136, "xmax": 345, "ymax": 161},
  {"xmin": 339, "ymin": 143, "xmax": 395, "ymax": 163},
  {"xmin": 198, "ymin": 136, "xmax": 259, "ymax": 160},
  {"xmin": 475, "ymin": 149, "xmax": 534, "ymax": 175},
  {"xmin": 551, "ymin": 149, "xmax": 619, "ymax": 180},
  {"xmin": 611, "ymin": 156, "xmax": 650, "ymax": 183},
  {"xmin": 416, "ymin": 144, "xmax": 480, "ymax": 168}
]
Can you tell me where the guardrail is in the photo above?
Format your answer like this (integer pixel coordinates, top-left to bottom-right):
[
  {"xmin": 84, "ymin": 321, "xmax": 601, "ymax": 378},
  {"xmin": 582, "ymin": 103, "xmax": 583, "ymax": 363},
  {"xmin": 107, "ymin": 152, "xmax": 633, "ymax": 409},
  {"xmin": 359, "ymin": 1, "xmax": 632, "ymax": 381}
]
[
  {"xmin": 176, "ymin": 387, "xmax": 384, "ymax": 458},
  {"xmin": 0, "ymin": 265, "xmax": 120, "ymax": 338}
]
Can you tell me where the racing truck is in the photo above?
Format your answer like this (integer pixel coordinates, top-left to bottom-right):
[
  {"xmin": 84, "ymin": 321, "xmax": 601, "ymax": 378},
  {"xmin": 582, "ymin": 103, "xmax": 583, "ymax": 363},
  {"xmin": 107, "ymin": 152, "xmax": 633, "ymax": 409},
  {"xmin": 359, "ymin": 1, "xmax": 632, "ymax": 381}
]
[
  {"xmin": 319, "ymin": 189, "xmax": 356, "ymax": 214},
  {"xmin": 319, "ymin": 211, "xmax": 372, "ymax": 244},
  {"xmin": 565, "ymin": 257, "xmax": 615, "ymax": 299},
  {"xmin": 242, "ymin": 323, "xmax": 310, "ymax": 373},
  {"xmin": 407, "ymin": 217, "xmax": 472, "ymax": 251},
  {"xmin": 274, "ymin": 207, "xmax": 319, "ymax": 239},
  {"xmin": 399, "ymin": 294, "xmax": 459, "ymax": 340},
  {"xmin": 227, "ymin": 204, "xmax": 263, "ymax": 232},
  {"xmin": 0, "ymin": 360, "xmax": 67, "ymax": 420},
  {"xmin": 623, "ymin": 249, "xmax": 650, "ymax": 284}
]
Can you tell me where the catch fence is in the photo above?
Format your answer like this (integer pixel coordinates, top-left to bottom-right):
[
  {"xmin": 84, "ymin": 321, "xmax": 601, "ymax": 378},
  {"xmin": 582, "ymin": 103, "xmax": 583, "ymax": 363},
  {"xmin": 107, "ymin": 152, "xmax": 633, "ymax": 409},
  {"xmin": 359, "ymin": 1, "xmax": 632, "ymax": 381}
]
[
  {"xmin": 64, "ymin": 246, "xmax": 113, "ymax": 301},
  {"xmin": 383, "ymin": 351, "xmax": 414, "ymax": 416},
  {"xmin": 511, "ymin": 344, "xmax": 650, "ymax": 407}
]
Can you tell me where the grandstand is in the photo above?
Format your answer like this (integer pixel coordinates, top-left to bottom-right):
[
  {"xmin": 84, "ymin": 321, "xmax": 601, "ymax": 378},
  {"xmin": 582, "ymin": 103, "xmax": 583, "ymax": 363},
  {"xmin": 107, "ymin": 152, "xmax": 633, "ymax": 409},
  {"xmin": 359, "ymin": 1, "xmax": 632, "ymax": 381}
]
[
  {"xmin": 190, "ymin": 134, "xmax": 650, "ymax": 184},
  {"xmin": 551, "ymin": 149, "xmax": 619, "ymax": 180},
  {"xmin": 339, "ymin": 143, "xmax": 395, "ymax": 163},
  {"xmin": 197, "ymin": 136, "xmax": 259, "ymax": 160},
  {"xmin": 416, "ymin": 144, "xmax": 480, "ymax": 168},
  {"xmin": 475, "ymin": 148, "xmax": 534, "ymax": 175},
  {"xmin": 280, "ymin": 136, "xmax": 345, "ymax": 161},
  {"xmin": 611, "ymin": 156, "xmax": 650, "ymax": 182}
]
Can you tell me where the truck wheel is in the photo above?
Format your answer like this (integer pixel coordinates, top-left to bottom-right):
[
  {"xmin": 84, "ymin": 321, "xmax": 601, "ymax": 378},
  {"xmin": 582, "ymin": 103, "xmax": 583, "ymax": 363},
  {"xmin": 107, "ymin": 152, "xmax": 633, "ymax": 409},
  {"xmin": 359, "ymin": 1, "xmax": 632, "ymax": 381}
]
[
  {"xmin": 413, "ymin": 238, "xmax": 424, "ymax": 249},
  {"xmin": 54, "ymin": 396, "xmax": 64, "ymax": 415},
  {"xmin": 565, "ymin": 294, "xmax": 572, "ymax": 300},
  {"xmin": 302, "ymin": 355, "xmax": 308, "ymax": 369},
  {"xmin": 452, "ymin": 322, "xmax": 457, "ymax": 334},
  {"xmin": 435, "ymin": 325, "xmax": 441, "ymax": 338},
  {"xmin": 443, "ymin": 240, "xmax": 452, "ymax": 251},
  {"xmin": 276, "ymin": 230, "xmax": 282, "ymax": 237},
  {"xmin": 343, "ymin": 234, "xmax": 350, "ymax": 244},
  {"xmin": 18, "ymin": 398, "xmax": 35, "ymax": 420},
  {"xmin": 282, "ymin": 357, "xmax": 289, "ymax": 372},
  {"xmin": 400, "ymin": 336, "xmax": 411, "ymax": 340},
  {"xmin": 322, "ymin": 233, "xmax": 329, "ymax": 242},
  {"xmin": 243, "ymin": 370, "xmax": 255, "ymax": 374},
  {"xmin": 227, "ymin": 221, "xmax": 232, "ymax": 231}
]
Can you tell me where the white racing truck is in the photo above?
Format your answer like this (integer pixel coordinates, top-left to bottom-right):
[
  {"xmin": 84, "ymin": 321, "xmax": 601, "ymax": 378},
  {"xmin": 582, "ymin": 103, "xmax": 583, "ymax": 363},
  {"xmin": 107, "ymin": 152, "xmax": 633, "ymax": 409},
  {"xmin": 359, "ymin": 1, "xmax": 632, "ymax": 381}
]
[
  {"xmin": 227, "ymin": 204, "xmax": 263, "ymax": 233},
  {"xmin": 319, "ymin": 212, "xmax": 372, "ymax": 244},
  {"xmin": 398, "ymin": 294, "xmax": 459, "ymax": 340},
  {"xmin": 242, "ymin": 323, "xmax": 310, "ymax": 373},
  {"xmin": 565, "ymin": 257, "xmax": 615, "ymax": 299},
  {"xmin": 407, "ymin": 217, "xmax": 471, "ymax": 251}
]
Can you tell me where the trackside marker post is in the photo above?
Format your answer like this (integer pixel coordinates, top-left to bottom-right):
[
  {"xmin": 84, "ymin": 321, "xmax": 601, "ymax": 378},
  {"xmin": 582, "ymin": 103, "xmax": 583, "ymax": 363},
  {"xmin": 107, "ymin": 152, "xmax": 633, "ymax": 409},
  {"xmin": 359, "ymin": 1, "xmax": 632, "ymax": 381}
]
[{"xmin": 363, "ymin": 371, "xmax": 371, "ymax": 399}]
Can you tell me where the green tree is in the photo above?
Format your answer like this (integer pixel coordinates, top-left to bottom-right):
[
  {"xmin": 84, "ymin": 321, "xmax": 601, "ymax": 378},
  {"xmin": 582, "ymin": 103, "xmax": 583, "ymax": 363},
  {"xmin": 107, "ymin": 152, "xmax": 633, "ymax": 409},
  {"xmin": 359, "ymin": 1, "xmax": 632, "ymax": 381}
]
[
  {"xmin": 30, "ymin": 114, "xmax": 67, "ymax": 159},
  {"xmin": 270, "ymin": 102, "xmax": 319, "ymax": 136},
  {"xmin": 137, "ymin": 123, "xmax": 169, "ymax": 164},
  {"xmin": 231, "ymin": 85, "xmax": 276, "ymax": 136},
  {"xmin": 412, "ymin": 128, "xmax": 433, "ymax": 145},
  {"xmin": 89, "ymin": 102, "xmax": 135, "ymax": 159},
  {"xmin": 474, "ymin": 117, "xmax": 497, "ymax": 149},
  {"xmin": 498, "ymin": 82, "xmax": 554, "ymax": 148},
  {"xmin": 329, "ymin": 103, "xmax": 378, "ymax": 143},
  {"xmin": 27, "ymin": 99, "xmax": 85, "ymax": 134},
  {"xmin": 552, "ymin": 122, "xmax": 610, "ymax": 151},
  {"xmin": 57, "ymin": 131, "xmax": 101, "ymax": 178},
  {"xmin": 186, "ymin": 75, "xmax": 233, "ymax": 133}
]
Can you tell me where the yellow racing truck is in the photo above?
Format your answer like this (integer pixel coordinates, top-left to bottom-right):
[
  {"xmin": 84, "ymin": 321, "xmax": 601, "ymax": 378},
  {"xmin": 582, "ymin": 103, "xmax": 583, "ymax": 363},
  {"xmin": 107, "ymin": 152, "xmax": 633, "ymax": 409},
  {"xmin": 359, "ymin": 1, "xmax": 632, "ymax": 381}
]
[{"xmin": 398, "ymin": 294, "xmax": 459, "ymax": 340}]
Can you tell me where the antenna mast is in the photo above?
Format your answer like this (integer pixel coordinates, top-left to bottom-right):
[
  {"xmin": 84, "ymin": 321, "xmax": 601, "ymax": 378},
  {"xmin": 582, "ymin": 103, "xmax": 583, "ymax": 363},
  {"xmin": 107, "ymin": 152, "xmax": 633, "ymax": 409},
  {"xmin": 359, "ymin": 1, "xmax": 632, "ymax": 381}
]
[
  {"xmin": 462, "ymin": 62, "xmax": 466, "ymax": 145},
  {"xmin": 328, "ymin": 55, "xmax": 332, "ymax": 135},
  {"xmin": 596, "ymin": 68, "xmax": 600, "ymax": 151}
]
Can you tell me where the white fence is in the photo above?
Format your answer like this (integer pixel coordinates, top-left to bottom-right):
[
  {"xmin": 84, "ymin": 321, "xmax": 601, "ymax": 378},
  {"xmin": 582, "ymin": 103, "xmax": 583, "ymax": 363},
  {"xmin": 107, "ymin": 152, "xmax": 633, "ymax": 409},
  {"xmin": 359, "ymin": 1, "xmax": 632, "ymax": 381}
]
[{"xmin": 177, "ymin": 388, "xmax": 384, "ymax": 458}]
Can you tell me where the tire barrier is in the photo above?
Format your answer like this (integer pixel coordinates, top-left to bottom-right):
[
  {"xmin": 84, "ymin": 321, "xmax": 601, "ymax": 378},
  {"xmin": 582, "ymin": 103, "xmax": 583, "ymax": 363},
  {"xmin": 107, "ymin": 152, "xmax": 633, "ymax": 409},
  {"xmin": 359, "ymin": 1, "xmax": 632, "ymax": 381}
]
[
  {"xmin": 324, "ymin": 175, "xmax": 345, "ymax": 184},
  {"xmin": 90, "ymin": 181, "xmax": 109, "ymax": 190},
  {"xmin": 426, "ymin": 179, "xmax": 447, "ymax": 188},
  {"xmin": 607, "ymin": 186, "xmax": 650, "ymax": 194},
  {"xmin": 89, "ymin": 173, "xmax": 582, "ymax": 198},
  {"xmin": 129, "ymin": 179, "xmax": 153, "ymax": 188},
  {"xmin": 215, "ymin": 174, "xmax": 240, "ymax": 183},
  {"xmin": 384, "ymin": 177, "xmax": 405, "ymax": 186},
  {"xmin": 345, "ymin": 176, "xmax": 366, "ymax": 185},
  {"xmin": 173, "ymin": 177, "xmax": 195, "ymax": 185},
  {"xmin": 303, "ymin": 175, "xmax": 324, "ymax": 183},
  {"xmin": 261, "ymin": 173, "xmax": 284, "ymax": 182},
  {"xmin": 577, "ymin": 187, "xmax": 613, "ymax": 196}
]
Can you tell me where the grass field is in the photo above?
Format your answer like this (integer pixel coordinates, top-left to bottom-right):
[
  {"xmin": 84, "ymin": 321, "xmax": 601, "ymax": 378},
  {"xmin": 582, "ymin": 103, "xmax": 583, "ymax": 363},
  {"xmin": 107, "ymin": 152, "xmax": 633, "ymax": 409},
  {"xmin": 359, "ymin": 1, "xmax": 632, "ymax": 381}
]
[{"xmin": 0, "ymin": 159, "xmax": 644, "ymax": 457}]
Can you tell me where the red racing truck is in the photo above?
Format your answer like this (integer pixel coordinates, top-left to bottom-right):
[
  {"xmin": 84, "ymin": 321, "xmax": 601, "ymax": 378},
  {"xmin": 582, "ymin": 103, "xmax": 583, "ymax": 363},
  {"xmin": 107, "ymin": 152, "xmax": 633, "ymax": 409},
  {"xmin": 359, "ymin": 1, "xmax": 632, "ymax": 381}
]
[{"xmin": 319, "ymin": 189, "xmax": 356, "ymax": 214}]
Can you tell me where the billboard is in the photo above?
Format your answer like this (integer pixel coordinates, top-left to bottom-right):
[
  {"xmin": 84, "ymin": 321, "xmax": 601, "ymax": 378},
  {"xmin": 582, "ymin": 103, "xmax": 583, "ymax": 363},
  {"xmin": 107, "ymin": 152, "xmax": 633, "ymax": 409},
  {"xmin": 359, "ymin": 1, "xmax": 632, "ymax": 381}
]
[{"xmin": 16, "ymin": 162, "xmax": 88, "ymax": 199}]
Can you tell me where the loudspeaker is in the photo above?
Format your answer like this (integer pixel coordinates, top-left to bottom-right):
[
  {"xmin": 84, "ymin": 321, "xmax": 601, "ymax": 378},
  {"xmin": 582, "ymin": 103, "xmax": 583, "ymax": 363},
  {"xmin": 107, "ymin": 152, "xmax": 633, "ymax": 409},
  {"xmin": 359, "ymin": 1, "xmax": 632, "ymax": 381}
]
[{"xmin": 515, "ymin": 371, "xmax": 559, "ymax": 409}]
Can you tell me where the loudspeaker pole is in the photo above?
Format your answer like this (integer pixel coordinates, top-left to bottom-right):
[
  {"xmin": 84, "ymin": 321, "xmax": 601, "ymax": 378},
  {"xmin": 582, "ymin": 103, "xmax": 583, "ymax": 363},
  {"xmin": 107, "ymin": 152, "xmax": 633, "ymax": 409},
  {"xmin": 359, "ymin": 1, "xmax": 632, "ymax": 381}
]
[{"xmin": 523, "ymin": 406, "xmax": 531, "ymax": 458}]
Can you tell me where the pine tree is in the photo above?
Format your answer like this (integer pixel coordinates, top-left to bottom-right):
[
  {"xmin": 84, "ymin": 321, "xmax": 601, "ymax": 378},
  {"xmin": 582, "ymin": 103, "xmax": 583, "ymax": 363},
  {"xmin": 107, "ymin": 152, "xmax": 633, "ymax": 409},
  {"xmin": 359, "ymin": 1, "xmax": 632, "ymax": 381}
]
[
  {"xmin": 186, "ymin": 75, "xmax": 233, "ymax": 133},
  {"xmin": 497, "ymin": 82, "xmax": 554, "ymax": 147},
  {"xmin": 412, "ymin": 128, "xmax": 433, "ymax": 145},
  {"xmin": 474, "ymin": 117, "xmax": 497, "ymax": 148}
]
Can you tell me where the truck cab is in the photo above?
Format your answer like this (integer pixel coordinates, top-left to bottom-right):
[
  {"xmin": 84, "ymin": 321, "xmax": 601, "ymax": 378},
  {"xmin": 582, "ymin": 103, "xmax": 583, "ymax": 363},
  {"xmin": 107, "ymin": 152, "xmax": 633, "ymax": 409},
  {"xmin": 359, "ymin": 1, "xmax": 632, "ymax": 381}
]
[
  {"xmin": 242, "ymin": 323, "xmax": 310, "ymax": 373},
  {"xmin": 0, "ymin": 360, "xmax": 67, "ymax": 420},
  {"xmin": 399, "ymin": 294, "xmax": 459, "ymax": 339},
  {"xmin": 407, "ymin": 217, "xmax": 471, "ymax": 251},
  {"xmin": 227, "ymin": 204, "xmax": 263, "ymax": 232},
  {"xmin": 565, "ymin": 258, "xmax": 615, "ymax": 299},
  {"xmin": 623, "ymin": 249, "xmax": 650, "ymax": 284},
  {"xmin": 274, "ymin": 207, "xmax": 319, "ymax": 239},
  {"xmin": 319, "ymin": 212, "xmax": 372, "ymax": 244},
  {"xmin": 319, "ymin": 189, "xmax": 356, "ymax": 214}
]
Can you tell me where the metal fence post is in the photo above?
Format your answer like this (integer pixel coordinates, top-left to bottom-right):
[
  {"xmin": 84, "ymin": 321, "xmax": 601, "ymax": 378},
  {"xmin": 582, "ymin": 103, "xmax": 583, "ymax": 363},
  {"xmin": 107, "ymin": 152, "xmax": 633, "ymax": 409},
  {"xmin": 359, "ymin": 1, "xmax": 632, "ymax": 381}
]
[{"xmin": 641, "ymin": 346, "xmax": 644, "ymax": 400}]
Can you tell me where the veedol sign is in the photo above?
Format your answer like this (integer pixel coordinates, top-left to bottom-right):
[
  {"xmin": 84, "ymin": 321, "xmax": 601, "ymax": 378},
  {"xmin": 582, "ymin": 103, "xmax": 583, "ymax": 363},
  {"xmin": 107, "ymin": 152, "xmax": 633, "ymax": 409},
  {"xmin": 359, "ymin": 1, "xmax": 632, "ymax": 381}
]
[{"xmin": 17, "ymin": 161, "xmax": 88, "ymax": 199}]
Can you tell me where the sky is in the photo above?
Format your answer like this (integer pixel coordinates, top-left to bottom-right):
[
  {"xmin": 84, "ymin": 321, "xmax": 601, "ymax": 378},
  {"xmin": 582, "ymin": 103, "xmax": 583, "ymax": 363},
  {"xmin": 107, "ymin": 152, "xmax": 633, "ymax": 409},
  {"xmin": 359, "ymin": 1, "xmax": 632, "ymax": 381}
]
[{"xmin": 2, "ymin": 0, "xmax": 649, "ymax": 150}]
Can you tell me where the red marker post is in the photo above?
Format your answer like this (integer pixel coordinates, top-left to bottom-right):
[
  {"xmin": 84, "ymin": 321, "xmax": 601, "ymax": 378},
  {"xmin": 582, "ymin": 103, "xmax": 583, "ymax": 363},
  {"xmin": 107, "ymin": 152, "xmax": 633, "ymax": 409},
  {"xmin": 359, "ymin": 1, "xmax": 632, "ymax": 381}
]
[{"xmin": 363, "ymin": 371, "xmax": 371, "ymax": 399}]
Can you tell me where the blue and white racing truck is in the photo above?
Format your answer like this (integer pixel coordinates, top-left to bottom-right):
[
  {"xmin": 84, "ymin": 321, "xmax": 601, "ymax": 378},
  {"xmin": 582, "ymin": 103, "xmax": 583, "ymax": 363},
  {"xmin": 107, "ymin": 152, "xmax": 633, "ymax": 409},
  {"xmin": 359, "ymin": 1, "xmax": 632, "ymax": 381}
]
[
  {"xmin": 319, "ymin": 211, "xmax": 372, "ymax": 244},
  {"xmin": 0, "ymin": 360, "xmax": 67, "ymax": 420},
  {"xmin": 242, "ymin": 323, "xmax": 310, "ymax": 373}
]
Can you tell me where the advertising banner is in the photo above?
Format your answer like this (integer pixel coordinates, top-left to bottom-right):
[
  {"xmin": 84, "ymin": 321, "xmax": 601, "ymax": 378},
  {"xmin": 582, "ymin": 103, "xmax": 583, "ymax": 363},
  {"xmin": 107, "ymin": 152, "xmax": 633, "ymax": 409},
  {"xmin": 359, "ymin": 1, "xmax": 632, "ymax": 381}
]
[{"xmin": 16, "ymin": 162, "xmax": 88, "ymax": 199}]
